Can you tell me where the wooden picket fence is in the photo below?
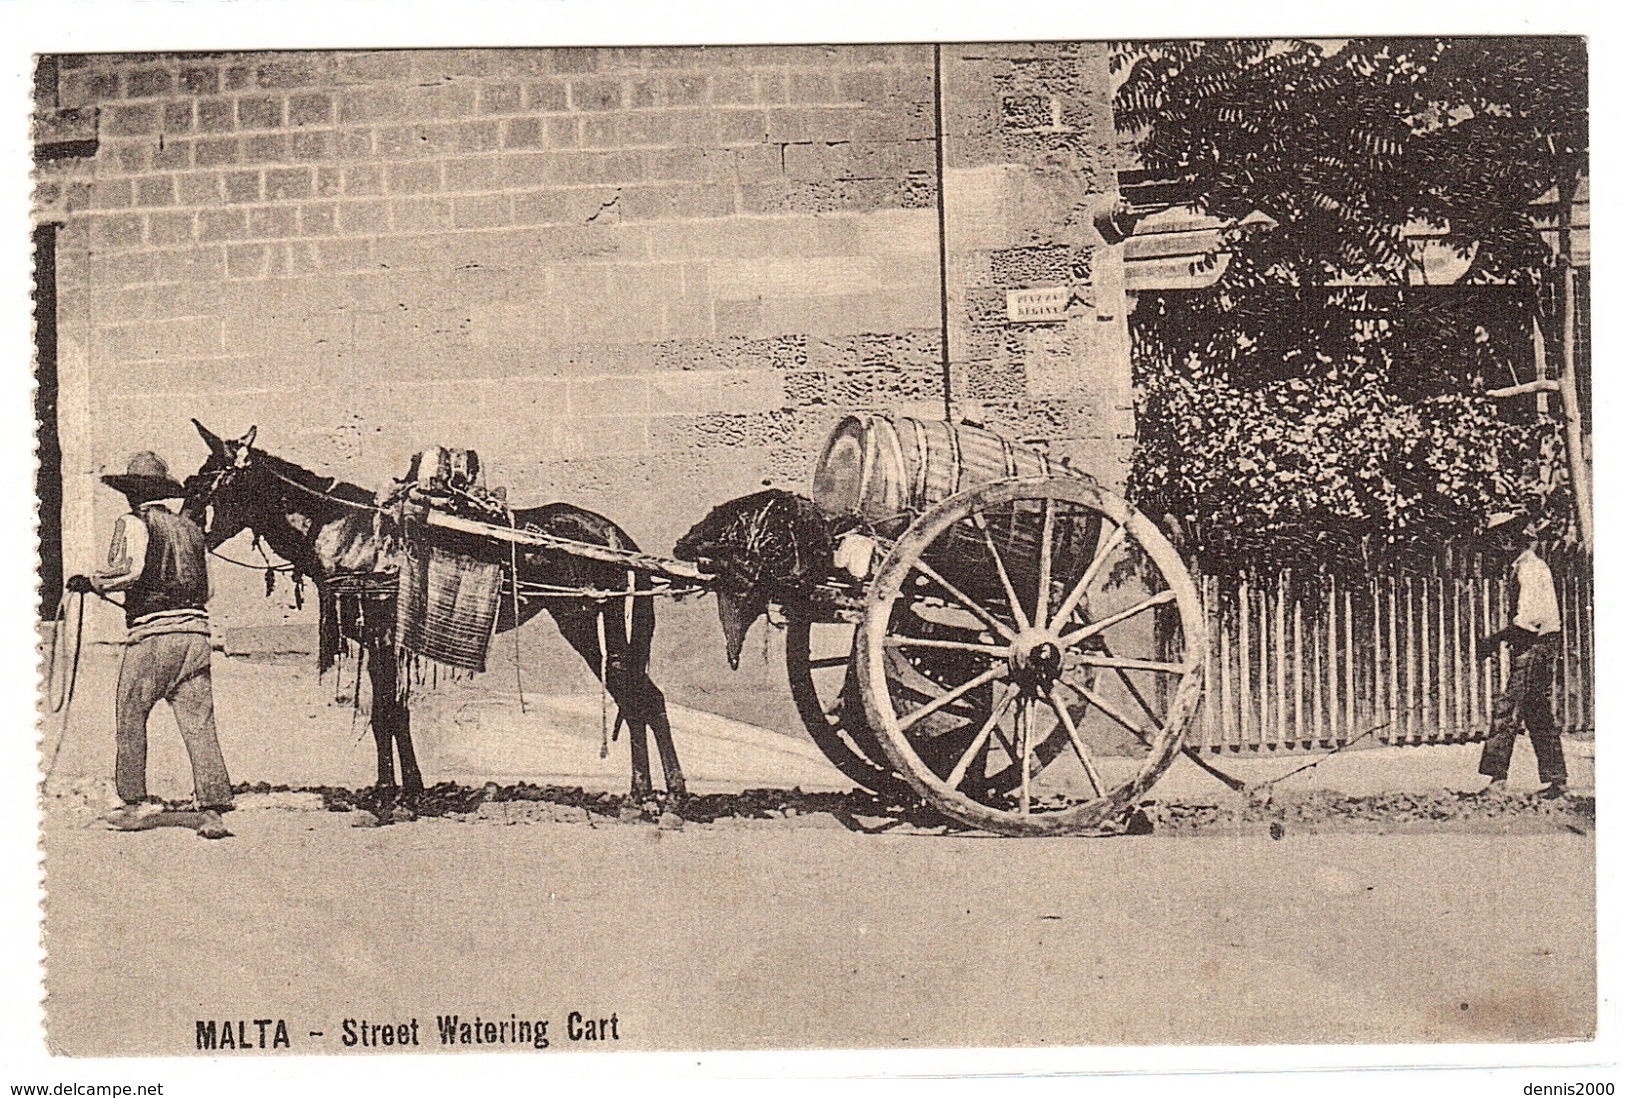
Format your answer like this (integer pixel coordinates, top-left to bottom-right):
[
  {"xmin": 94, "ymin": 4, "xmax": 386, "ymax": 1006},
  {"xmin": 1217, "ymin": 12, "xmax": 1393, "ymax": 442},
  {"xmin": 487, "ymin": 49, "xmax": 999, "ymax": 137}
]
[{"xmin": 1187, "ymin": 557, "xmax": 1593, "ymax": 753}]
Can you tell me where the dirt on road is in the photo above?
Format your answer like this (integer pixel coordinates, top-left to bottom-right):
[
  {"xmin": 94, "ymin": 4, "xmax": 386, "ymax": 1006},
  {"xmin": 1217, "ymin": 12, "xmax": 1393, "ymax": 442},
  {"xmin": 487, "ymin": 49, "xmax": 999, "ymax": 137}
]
[{"xmin": 40, "ymin": 782, "xmax": 1595, "ymax": 1056}]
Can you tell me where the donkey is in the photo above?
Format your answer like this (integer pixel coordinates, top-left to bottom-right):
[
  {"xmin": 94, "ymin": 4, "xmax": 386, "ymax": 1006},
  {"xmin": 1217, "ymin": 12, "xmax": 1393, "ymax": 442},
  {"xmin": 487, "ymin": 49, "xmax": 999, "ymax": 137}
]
[{"xmin": 183, "ymin": 421, "xmax": 685, "ymax": 815}]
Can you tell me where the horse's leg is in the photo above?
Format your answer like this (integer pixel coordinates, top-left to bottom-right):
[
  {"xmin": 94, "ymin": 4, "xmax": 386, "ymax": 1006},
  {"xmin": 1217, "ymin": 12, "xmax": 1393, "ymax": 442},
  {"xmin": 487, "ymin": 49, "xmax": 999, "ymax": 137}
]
[
  {"xmin": 551, "ymin": 606, "xmax": 655, "ymax": 807},
  {"xmin": 370, "ymin": 647, "xmax": 423, "ymax": 798},
  {"xmin": 628, "ymin": 585, "xmax": 685, "ymax": 805},
  {"xmin": 364, "ymin": 646, "xmax": 398, "ymax": 796}
]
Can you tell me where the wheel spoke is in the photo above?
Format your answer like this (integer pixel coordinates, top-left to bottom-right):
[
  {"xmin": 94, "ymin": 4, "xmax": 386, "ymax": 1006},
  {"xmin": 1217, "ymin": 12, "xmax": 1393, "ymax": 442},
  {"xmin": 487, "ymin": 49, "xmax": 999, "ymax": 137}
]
[
  {"xmin": 973, "ymin": 513, "xmax": 1029, "ymax": 631},
  {"xmin": 896, "ymin": 664, "xmax": 1006, "ymax": 733},
  {"xmin": 884, "ymin": 636, "xmax": 1011, "ymax": 656},
  {"xmin": 989, "ymin": 716, "xmax": 1021, "ymax": 765},
  {"xmin": 1046, "ymin": 521, "xmax": 1126, "ymax": 632},
  {"xmin": 1059, "ymin": 589, "xmax": 1177, "ymax": 648},
  {"xmin": 1046, "ymin": 686, "xmax": 1105, "ymax": 797},
  {"xmin": 946, "ymin": 686, "xmax": 1017, "ymax": 789},
  {"xmin": 1035, "ymin": 498, "xmax": 1056, "ymax": 628},
  {"xmin": 807, "ymin": 654, "xmax": 851, "ymax": 670},
  {"xmin": 1071, "ymin": 653, "xmax": 1187, "ymax": 674},
  {"xmin": 912, "ymin": 557, "xmax": 1019, "ymax": 641},
  {"xmin": 1056, "ymin": 676, "xmax": 1156, "ymax": 747},
  {"xmin": 1092, "ymin": 638, "xmax": 1177, "ymax": 730}
]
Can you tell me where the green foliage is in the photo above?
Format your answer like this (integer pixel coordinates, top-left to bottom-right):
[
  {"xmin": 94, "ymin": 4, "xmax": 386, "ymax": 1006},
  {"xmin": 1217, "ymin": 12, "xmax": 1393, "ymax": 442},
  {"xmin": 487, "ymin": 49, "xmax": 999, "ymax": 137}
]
[
  {"xmin": 1134, "ymin": 349, "xmax": 1569, "ymax": 578},
  {"xmin": 1112, "ymin": 37, "xmax": 1587, "ymax": 286},
  {"xmin": 1113, "ymin": 38, "xmax": 1586, "ymax": 576}
]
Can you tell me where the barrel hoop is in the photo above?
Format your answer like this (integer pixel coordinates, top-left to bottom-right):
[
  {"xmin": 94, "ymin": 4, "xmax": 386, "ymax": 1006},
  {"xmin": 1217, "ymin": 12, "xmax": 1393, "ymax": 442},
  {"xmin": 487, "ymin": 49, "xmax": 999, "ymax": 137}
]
[
  {"xmin": 856, "ymin": 416, "xmax": 880, "ymax": 512},
  {"xmin": 880, "ymin": 418, "xmax": 911, "ymax": 516},
  {"xmin": 903, "ymin": 418, "xmax": 929, "ymax": 509}
]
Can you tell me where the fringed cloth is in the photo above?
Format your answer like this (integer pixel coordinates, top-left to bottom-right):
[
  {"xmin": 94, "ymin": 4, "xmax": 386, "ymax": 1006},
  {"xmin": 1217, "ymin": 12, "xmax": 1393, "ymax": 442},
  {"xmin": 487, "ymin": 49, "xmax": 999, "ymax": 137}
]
[
  {"xmin": 396, "ymin": 535, "xmax": 504, "ymax": 674},
  {"xmin": 319, "ymin": 571, "xmax": 398, "ymax": 678}
]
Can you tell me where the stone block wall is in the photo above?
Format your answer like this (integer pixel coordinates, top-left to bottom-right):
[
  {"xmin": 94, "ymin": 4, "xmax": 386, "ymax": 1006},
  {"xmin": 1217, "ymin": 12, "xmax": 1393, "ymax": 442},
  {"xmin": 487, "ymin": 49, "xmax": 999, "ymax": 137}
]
[
  {"xmin": 34, "ymin": 45, "xmax": 1130, "ymax": 730},
  {"xmin": 941, "ymin": 42, "xmax": 1135, "ymax": 484}
]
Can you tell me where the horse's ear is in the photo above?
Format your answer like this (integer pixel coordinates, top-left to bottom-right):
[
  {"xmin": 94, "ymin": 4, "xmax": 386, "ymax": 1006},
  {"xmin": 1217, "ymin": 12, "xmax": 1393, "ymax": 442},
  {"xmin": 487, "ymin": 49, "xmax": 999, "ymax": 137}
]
[
  {"xmin": 193, "ymin": 419, "xmax": 228, "ymax": 457},
  {"xmin": 232, "ymin": 426, "xmax": 257, "ymax": 468}
]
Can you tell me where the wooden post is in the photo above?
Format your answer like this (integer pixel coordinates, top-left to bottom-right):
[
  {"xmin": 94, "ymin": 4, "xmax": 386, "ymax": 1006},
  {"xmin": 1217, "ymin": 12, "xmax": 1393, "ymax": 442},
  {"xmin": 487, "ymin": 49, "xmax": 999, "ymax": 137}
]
[
  {"xmin": 1370, "ymin": 578, "xmax": 1383, "ymax": 737},
  {"xmin": 1326, "ymin": 575, "xmax": 1340, "ymax": 745},
  {"xmin": 1293, "ymin": 592, "xmax": 1305, "ymax": 745},
  {"xmin": 1239, "ymin": 577, "xmax": 1252, "ymax": 748},
  {"xmin": 1312, "ymin": 602, "xmax": 1324, "ymax": 744},
  {"xmin": 1443, "ymin": 574, "xmax": 1456, "ymax": 737},
  {"xmin": 1556, "ymin": 169, "xmax": 1593, "ymax": 551},
  {"xmin": 1391, "ymin": 578, "xmax": 1404, "ymax": 740},
  {"xmin": 1405, "ymin": 577, "xmax": 1418, "ymax": 745},
  {"xmin": 1201, "ymin": 575, "xmax": 1216, "ymax": 748},
  {"xmin": 1344, "ymin": 584, "xmax": 1355, "ymax": 742},
  {"xmin": 1255, "ymin": 583, "xmax": 1269, "ymax": 747},
  {"xmin": 1465, "ymin": 575, "xmax": 1480, "ymax": 732},
  {"xmin": 1267, "ymin": 574, "xmax": 1280, "ymax": 747}
]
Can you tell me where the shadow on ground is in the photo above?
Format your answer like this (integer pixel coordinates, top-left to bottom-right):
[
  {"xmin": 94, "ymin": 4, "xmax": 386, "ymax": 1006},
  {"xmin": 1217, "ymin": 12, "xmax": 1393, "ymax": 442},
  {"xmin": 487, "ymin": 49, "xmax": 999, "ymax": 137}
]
[{"xmin": 153, "ymin": 779, "xmax": 1596, "ymax": 838}]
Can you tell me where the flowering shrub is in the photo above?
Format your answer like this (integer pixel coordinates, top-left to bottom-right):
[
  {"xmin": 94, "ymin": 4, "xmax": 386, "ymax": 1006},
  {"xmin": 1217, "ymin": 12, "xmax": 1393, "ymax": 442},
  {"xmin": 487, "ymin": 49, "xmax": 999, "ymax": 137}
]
[{"xmin": 1132, "ymin": 352, "xmax": 1570, "ymax": 579}]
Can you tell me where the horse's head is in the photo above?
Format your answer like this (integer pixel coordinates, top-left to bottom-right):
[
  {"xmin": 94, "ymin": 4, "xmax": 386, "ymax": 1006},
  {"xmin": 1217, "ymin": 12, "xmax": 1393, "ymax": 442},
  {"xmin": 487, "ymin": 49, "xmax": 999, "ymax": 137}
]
[
  {"xmin": 675, "ymin": 489, "xmax": 848, "ymax": 670},
  {"xmin": 183, "ymin": 420, "xmax": 261, "ymax": 549}
]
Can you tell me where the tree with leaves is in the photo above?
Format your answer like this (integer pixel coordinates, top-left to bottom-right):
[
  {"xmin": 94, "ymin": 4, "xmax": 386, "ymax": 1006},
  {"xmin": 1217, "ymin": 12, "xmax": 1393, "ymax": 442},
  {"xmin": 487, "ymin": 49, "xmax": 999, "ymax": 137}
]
[
  {"xmin": 1113, "ymin": 38, "xmax": 1588, "ymax": 575},
  {"xmin": 1114, "ymin": 37, "xmax": 1586, "ymax": 285}
]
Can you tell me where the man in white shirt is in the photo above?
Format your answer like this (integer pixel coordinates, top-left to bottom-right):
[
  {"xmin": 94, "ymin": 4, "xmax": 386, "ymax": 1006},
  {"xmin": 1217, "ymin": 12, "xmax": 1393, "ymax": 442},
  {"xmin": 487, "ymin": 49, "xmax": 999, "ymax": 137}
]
[
  {"xmin": 1476, "ymin": 512, "xmax": 1566, "ymax": 798},
  {"xmin": 67, "ymin": 452, "xmax": 232, "ymax": 838}
]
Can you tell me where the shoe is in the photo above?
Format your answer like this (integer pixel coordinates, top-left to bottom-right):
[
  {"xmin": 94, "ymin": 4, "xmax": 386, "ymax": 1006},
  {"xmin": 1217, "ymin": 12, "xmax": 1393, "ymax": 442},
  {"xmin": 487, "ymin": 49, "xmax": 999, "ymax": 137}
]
[
  {"xmin": 101, "ymin": 803, "xmax": 157, "ymax": 830},
  {"xmin": 1537, "ymin": 782, "xmax": 1568, "ymax": 801},
  {"xmin": 196, "ymin": 810, "xmax": 232, "ymax": 839},
  {"xmin": 1475, "ymin": 778, "xmax": 1508, "ymax": 797}
]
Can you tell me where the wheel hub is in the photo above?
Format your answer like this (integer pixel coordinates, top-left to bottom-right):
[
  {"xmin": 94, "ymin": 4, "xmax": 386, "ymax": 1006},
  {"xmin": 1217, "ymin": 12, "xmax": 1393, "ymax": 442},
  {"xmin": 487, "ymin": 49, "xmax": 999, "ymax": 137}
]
[{"xmin": 1008, "ymin": 629, "xmax": 1063, "ymax": 692}]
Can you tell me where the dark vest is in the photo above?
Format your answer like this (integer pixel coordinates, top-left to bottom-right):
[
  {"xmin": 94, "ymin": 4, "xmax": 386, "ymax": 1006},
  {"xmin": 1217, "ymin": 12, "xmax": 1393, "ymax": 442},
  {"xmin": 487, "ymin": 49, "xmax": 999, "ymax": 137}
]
[{"xmin": 124, "ymin": 508, "xmax": 210, "ymax": 626}]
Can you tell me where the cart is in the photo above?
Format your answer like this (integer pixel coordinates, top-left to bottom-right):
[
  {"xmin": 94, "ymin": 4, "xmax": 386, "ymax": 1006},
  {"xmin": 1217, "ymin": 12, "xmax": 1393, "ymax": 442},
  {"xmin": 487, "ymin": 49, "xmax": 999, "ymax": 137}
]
[
  {"xmin": 777, "ymin": 416, "xmax": 1207, "ymax": 836},
  {"xmin": 413, "ymin": 417, "xmax": 1207, "ymax": 837}
]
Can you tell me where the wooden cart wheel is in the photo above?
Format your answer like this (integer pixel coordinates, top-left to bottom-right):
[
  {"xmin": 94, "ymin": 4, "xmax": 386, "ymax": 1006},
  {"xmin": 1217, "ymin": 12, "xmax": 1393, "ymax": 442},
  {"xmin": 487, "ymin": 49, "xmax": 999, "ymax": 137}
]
[
  {"xmin": 856, "ymin": 476, "xmax": 1206, "ymax": 836},
  {"xmin": 786, "ymin": 615, "xmax": 1073, "ymax": 802},
  {"xmin": 785, "ymin": 620, "xmax": 912, "ymax": 798}
]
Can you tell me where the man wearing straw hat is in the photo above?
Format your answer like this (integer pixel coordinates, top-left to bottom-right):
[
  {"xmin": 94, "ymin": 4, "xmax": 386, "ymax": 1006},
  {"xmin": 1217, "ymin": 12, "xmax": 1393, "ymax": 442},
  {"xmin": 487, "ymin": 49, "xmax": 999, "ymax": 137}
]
[
  {"xmin": 1476, "ymin": 510, "xmax": 1566, "ymax": 799},
  {"xmin": 66, "ymin": 451, "xmax": 233, "ymax": 838}
]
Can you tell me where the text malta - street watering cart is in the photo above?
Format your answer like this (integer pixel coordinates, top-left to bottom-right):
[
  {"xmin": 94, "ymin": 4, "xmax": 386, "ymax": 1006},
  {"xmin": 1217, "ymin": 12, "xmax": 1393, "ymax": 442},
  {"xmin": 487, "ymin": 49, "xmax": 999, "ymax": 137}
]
[{"xmin": 403, "ymin": 416, "xmax": 1206, "ymax": 837}]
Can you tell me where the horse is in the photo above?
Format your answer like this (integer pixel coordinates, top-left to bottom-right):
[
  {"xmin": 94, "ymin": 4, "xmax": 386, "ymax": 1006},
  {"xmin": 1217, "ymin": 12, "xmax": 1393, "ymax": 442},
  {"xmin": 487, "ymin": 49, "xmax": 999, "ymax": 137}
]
[{"xmin": 182, "ymin": 421, "xmax": 685, "ymax": 817}]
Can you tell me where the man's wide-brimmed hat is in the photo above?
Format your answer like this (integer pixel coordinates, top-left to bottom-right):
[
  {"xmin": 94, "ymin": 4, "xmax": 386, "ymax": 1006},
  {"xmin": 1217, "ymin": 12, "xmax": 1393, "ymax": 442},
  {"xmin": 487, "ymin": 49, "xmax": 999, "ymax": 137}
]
[
  {"xmin": 1485, "ymin": 510, "xmax": 1532, "ymax": 539},
  {"xmin": 101, "ymin": 451, "xmax": 186, "ymax": 501}
]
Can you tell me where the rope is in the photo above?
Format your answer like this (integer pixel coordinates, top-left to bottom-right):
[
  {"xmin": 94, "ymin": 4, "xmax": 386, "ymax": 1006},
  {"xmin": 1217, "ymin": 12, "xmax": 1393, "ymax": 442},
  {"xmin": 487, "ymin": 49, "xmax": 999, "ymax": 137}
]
[
  {"xmin": 508, "ymin": 510, "xmax": 526, "ymax": 714},
  {"xmin": 512, "ymin": 580, "xmax": 708, "ymax": 601},
  {"xmin": 43, "ymin": 591, "xmax": 86, "ymax": 783},
  {"xmin": 1250, "ymin": 718, "xmax": 1395, "ymax": 790},
  {"xmin": 208, "ymin": 546, "xmax": 296, "ymax": 573},
  {"xmin": 43, "ymin": 587, "xmax": 120, "ymax": 780},
  {"xmin": 263, "ymin": 464, "xmax": 381, "ymax": 513},
  {"xmin": 45, "ymin": 590, "xmax": 84, "ymax": 716}
]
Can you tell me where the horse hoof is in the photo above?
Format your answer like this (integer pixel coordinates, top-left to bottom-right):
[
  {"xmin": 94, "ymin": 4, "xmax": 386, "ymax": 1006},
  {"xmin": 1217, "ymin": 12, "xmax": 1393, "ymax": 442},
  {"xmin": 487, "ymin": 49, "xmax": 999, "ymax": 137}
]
[
  {"xmin": 617, "ymin": 805, "xmax": 644, "ymax": 824},
  {"xmin": 657, "ymin": 811, "xmax": 684, "ymax": 832},
  {"xmin": 390, "ymin": 804, "xmax": 418, "ymax": 824}
]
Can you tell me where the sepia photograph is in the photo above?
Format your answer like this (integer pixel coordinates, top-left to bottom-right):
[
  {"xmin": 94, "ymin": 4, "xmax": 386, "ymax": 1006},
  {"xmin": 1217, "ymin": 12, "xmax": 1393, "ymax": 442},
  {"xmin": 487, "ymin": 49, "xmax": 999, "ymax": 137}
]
[{"xmin": 15, "ymin": 12, "xmax": 1609, "ymax": 1087}]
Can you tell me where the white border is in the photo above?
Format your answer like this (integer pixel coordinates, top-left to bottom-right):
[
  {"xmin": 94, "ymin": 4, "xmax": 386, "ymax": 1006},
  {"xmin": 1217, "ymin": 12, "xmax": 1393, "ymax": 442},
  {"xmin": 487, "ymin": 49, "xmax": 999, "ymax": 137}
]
[{"xmin": 5, "ymin": 2, "xmax": 1618, "ymax": 1093}]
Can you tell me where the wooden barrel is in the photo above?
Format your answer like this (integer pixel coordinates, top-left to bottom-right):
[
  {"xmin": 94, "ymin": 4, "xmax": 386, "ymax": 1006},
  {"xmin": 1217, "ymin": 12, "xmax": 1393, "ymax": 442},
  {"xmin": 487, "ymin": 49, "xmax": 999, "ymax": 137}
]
[
  {"xmin": 811, "ymin": 415, "xmax": 1051, "ymax": 525},
  {"xmin": 811, "ymin": 416, "xmax": 1092, "ymax": 613}
]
